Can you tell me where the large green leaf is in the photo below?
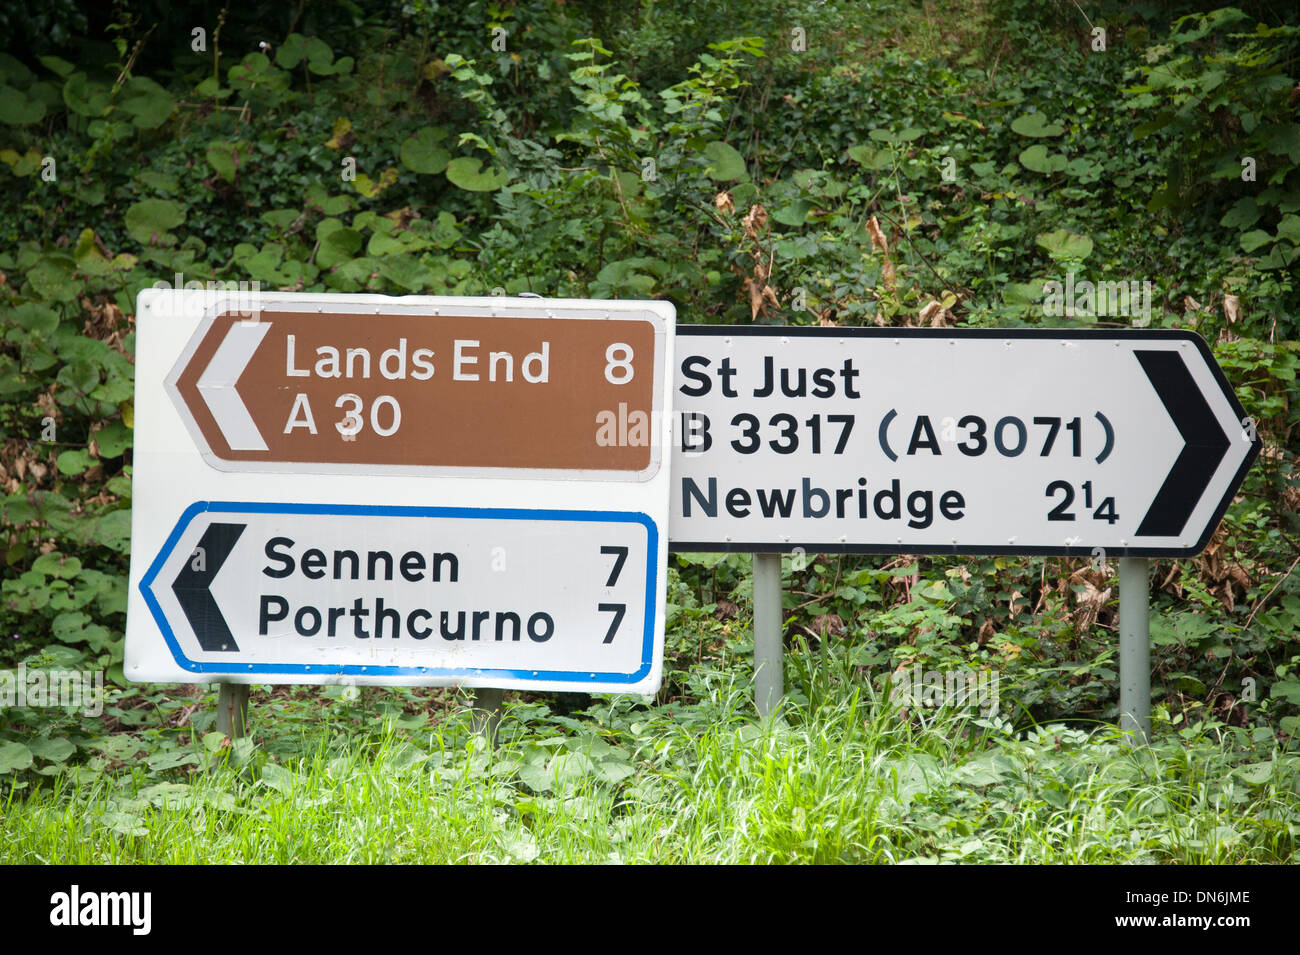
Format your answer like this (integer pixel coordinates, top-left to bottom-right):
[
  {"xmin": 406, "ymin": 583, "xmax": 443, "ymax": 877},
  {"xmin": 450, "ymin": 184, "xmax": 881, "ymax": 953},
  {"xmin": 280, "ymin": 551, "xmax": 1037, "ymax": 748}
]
[
  {"xmin": 0, "ymin": 741, "xmax": 33, "ymax": 774},
  {"xmin": 119, "ymin": 77, "xmax": 174, "ymax": 129},
  {"xmin": 1035, "ymin": 229, "xmax": 1093, "ymax": 261},
  {"xmin": 206, "ymin": 141, "xmax": 241, "ymax": 183},
  {"xmin": 62, "ymin": 72, "xmax": 111, "ymax": 117},
  {"xmin": 0, "ymin": 85, "xmax": 44, "ymax": 125},
  {"xmin": 400, "ymin": 127, "xmax": 451, "ymax": 175},
  {"xmin": 27, "ymin": 255, "xmax": 79, "ymax": 302},
  {"xmin": 702, "ymin": 141, "xmax": 747, "ymax": 180},
  {"xmin": 125, "ymin": 198, "xmax": 186, "ymax": 245},
  {"xmin": 445, "ymin": 156, "xmax": 508, "ymax": 192},
  {"xmin": 1019, "ymin": 144, "xmax": 1066, "ymax": 174},
  {"xmin": 1010, "ymin": 113, "xmax": 1064, "ymax": 137},
  {"xmin": 317, "ymin": 227, "xmax": 363, "ymax": 268}
]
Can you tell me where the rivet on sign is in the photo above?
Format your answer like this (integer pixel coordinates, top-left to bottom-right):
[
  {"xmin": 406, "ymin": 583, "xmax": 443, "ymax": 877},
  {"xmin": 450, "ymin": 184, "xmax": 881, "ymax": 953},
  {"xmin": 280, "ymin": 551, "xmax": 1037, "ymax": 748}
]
[
  {"xmin": 839, "ymin": 339, "xmax": 845, "ymax": 345},
  {"xmin": 781, "ymin": 336, "xmax": 789, "ymax": 345},
  {"xmin": 724, "ymin": 338, "xmax": 732, "ymax": 346},
  {"xmin": 839, "ymin": 534, "xmax": 847, "ymax": 542},
  {"xmin": 952, "ymin": 539, "xmax": 958, "ymax": 544},
  {"xmin": 896, "ymin": 538, "xmax": 902, "ymax": 544},
  {"xmin": 781, "ymin": 534, "xmax": 790, "ymax": 542},
  {"xmin": 1008, "ymin": 536, "xmax": 1017, "ymax": 544},
  {"xmin": 725, "ymin": 535, "xmax": 732, "ymax": 541},
  {"xmin": 533, "ymin": 671, "xmax": 538, "ymax": 676}
]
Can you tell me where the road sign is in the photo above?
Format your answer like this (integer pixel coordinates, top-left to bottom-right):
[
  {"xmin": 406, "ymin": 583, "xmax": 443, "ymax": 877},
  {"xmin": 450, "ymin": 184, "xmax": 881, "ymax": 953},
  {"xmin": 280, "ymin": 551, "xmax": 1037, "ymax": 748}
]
[
  {"xmin": 166, "ymin": 301, "xmax": 662, "ymax": 480},
  {"xmin": 126, "ymin": 290, "xmax": 674, "ymax": 693},
  {"xmin": 138, "ymin": 502, "xmax": 658, "ymax": 692},
  {"xmin": 669, "ymin": 327, "xmax": 1260, "ymax": 557}
]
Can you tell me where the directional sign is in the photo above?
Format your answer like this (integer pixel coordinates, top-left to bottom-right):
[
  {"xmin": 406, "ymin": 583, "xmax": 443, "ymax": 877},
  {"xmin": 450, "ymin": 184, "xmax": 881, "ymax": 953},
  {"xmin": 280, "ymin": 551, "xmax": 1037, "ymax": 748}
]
[
  {"xmin": 138, "ymin": 502, "xmax": 658, "ymax": 693},
  {"xmin": 669, "ymin": 327, "xmax": 1260, "ymax": 557},
  {"xmin": 126, "ymin": 290, "xmax": 674, "ymax": 692},
  {"xmin": 166, "ymin": 302, "xmax": 663, "ymax": 480}
]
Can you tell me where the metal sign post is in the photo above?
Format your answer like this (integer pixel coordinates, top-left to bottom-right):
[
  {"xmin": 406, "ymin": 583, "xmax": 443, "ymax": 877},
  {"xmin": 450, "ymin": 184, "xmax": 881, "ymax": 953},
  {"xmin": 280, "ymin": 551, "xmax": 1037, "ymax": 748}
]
[
  {"xmin": 752, "ymin": 553, "xmax": 784, "ymax": 718},
  {"xmin": 1119, "ymin": 557, "xmax": 1151, "ymax": 744}
]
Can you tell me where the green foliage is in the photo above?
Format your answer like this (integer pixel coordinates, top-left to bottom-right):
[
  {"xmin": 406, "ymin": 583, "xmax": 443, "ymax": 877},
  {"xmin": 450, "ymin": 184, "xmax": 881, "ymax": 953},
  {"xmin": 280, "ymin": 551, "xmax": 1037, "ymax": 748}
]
[{"xmin": 0, "ymin": 1, "xmax": 1297, "ymax": 833}]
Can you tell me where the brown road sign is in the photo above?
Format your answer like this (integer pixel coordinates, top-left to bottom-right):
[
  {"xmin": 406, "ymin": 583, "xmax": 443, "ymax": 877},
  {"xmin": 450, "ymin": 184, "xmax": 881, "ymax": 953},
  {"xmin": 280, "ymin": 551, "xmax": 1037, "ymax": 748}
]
[{"xmin": 165, "ymin": 303, "xmax": 665, "ymax": 479}]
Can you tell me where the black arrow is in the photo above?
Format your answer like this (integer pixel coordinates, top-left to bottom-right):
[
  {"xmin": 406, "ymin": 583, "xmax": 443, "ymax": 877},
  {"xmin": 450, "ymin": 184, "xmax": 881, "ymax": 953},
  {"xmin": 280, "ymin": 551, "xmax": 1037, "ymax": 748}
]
[
  {"xmin": 1134, "ymin": 351, "xmax": 1230, "ymax": 537},
  {"xmin": 172, "ymin": 522, "xmax": 246, "ymax": 651}
]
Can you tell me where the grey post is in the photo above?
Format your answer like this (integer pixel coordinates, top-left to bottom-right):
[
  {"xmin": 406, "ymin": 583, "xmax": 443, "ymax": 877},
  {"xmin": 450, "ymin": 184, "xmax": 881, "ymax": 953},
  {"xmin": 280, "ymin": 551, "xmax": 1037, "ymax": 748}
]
[
  {"xmin": 470, "ymin": 687, "xmax": 504, "ymax": 745},
  {"xmin": 216, "ymin": 682, "xmax": 250, "ymax": 739},
  {"xmin": 1118, "ymin": 557, "xmax": 1151, "ymax": 744},
  {"xmin": 752, "ymin": 553, "xmax": 784, "ymax": 718}
]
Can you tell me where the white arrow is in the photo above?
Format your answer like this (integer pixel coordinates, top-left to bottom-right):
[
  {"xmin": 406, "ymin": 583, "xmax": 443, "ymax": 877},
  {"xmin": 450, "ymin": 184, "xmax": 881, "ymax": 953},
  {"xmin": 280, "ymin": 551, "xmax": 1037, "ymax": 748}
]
[{"xmin": 197, "ymin": 321, "xmax": 271, "ymax": 451}]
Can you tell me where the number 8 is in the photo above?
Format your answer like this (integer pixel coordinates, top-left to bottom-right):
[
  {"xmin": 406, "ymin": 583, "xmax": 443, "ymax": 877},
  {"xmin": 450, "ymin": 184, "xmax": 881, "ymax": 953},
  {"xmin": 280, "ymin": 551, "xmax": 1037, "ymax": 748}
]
[{"xmin": 605, "ymin": 343, "xmax": 634, "ymax": 385}]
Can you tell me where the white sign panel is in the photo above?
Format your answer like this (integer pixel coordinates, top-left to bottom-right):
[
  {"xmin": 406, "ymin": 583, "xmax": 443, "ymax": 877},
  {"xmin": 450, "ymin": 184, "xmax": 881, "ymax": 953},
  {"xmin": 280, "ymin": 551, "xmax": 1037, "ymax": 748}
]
[
  {"xmin": 669, "ymin": 328, "xmax": 1259, "ymax": 557},
  {"xmin": 126, "ymin": 291, "xmax": 674, "ymax": 693}
]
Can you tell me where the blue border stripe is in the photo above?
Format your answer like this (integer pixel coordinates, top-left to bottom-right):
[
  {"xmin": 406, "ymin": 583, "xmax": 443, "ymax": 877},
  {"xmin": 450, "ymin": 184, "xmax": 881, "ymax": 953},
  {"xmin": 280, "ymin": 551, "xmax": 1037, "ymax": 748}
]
[{"xmin": 140, "ymin": 502, "xmax": 658, "ymax": 682}]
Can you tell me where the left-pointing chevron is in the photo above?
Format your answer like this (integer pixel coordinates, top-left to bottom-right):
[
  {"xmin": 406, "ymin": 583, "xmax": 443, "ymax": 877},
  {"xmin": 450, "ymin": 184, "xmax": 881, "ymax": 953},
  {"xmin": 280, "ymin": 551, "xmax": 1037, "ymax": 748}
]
[{"xmin": 172, "ymin": 522, "xmax": 246, "ymax": 652}]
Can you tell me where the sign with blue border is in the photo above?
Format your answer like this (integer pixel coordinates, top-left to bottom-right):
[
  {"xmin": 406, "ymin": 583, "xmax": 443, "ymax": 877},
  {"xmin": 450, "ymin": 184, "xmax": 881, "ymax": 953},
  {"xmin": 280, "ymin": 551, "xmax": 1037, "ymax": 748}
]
[{"xmin": 139, "ymin": 501, "xmax": 659, "ymax": 692}]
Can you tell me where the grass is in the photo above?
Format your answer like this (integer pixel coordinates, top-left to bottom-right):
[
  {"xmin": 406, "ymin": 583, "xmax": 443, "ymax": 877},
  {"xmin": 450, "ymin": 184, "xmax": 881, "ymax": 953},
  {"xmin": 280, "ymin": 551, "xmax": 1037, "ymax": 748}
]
[{"xmin": 2, "ymin": 655, "xmax": 1297, "ymax": 864}]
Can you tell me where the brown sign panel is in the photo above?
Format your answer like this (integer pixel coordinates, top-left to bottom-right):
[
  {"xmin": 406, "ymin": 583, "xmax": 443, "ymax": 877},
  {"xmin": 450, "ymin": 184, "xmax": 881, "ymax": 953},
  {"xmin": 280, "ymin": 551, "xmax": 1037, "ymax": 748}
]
[{"xmin": 167, "ymin": 307, "xmax": 661, "ymax": 478}]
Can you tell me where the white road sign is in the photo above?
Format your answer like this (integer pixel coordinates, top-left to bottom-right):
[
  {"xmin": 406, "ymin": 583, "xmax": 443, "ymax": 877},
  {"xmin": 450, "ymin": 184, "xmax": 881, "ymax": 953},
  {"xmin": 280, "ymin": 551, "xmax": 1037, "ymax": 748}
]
[
  {"xmin": 669, "ymin": 327, "xmax": 1259, "ymax": 557},
  {"xmin": 126, "ymin": 290, "xmax": 674, "ymax": 693}
]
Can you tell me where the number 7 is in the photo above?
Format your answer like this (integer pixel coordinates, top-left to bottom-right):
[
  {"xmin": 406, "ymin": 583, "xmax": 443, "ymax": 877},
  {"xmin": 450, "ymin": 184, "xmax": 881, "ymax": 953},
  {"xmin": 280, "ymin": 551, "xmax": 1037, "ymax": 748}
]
[{"xmin": 600, "ymin": 545, "xmax": 628, "ymax": 587}]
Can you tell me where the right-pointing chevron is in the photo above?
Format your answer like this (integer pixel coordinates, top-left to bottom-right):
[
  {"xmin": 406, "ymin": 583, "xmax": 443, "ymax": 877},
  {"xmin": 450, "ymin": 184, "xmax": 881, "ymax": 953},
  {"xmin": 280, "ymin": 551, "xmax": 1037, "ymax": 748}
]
[{"xmin": 1133, "ymin": 350, "xmax": 1231, "ymax": 537}]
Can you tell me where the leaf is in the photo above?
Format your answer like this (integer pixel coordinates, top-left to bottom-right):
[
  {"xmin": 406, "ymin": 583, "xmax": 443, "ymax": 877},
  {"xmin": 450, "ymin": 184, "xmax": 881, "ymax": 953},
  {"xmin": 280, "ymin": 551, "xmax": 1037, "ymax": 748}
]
[
  {"xmin": 124, "ymin": 198, "xmax": 185, "ymax": 245},
  {"xmin": 445, "ymin": 156, "xmax": 508, "ymax": 192},
  {"xmin": 400, "ymin": 127, "xmax": 451, "ymax": 175},
  {"xmin": 1019, "ymin": 144, "xmax": 1066, "ymax": 174},
  {"xmin": 28, "ymin": 737, "xmax": 75, "ymax": 763},
  {"xmin": 119, "ymin": 77, "xmax": 173, "ymax": 129},
  {"xmin": 772, "ymin": 199, "xmax": 813, "ymax": 227},
  {"xmin": 276, "ymin": 34, "xmax": 308, "ymax": 69},
  {"xmin": 206, "ymin": 141, "xmax": 240, "ymax": 183},
  {"xmin": 1238, "ymin": 229, "xmax": 1273, "ymax": 253},
  {"xmin": 1010, "ymin": 113, "xmax": 1064, "ymax": 137},
  {"xmin": 1219, "ymin": 197, "xmax": 1260, "ymax": 230},
  {"xmin": 1275, "ymin": 214, "xmax": 1300, "ymax": 245},
  {"xmin": 0, "ymin": 741, "xmax": 33, "ymax": 774},
  {"xmin": 56, "ymin": 449, "xmax": 91, "ymax": 475},
  {"xmin": 1035, "ymin": 229, "xmax": 1093, "ymax": 261},
  {"xmin": 38, "ymin": 55, "xmax": 75, "ymax": 77},
  {"xmin": 702, "ymin": 141, "xmax": 747, "ymax": 180},
  {"xmin": 324, "ymin": 116, "xmax": 352, "ymax": 150},
  {"xmin": 27, "ymin": 255, "xmax": 79, "ymax": 302},
  {"xmin": 317, "ymin": 227, "xmax": 362, "ymax": 269},
  {"xmin": 62, "ymin": 73, "xmax": 111, "ymax": 117},
  {"xmin": 94, "ymin": 420, "xmax": 131, "ymax": 458},
  {"xmin": 8, "ymin": 303, "xmax": 59, "ymax": 334},
  {"xmin": 0, "ymin": 85, "xmax": 44, "ymax": 124}
]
